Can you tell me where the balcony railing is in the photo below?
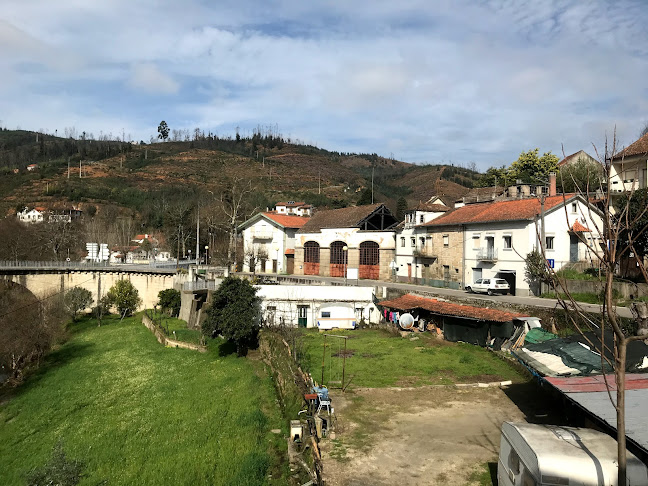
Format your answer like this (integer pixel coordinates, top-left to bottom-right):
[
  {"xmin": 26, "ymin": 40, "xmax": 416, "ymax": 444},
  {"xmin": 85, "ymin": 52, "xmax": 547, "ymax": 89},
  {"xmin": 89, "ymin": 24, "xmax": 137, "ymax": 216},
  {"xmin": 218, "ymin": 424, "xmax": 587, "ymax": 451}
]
[
  {"xmin": 477, "ymin": 248, "xmax": 498, "ymax": 262},
  {"xmin": 413, "ymin": 247, "xmax": 437, "ymax": 259}
]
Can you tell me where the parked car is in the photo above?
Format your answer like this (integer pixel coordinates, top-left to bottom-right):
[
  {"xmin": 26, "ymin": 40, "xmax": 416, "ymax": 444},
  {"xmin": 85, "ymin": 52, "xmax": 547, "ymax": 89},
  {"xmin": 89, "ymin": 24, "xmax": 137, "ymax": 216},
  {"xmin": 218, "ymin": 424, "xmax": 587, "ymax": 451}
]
[{"xmin": 465, "ymin": 278, "xmax": 510, "ymax": 295}]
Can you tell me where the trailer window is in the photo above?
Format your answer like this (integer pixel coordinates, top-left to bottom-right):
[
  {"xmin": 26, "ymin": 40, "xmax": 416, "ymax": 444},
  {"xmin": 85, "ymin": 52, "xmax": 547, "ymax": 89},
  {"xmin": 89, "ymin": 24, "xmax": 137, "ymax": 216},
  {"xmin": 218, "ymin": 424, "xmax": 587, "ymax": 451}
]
[
  {"xmin": 508, "ymin": 449, "xmax": 520, "ymax": 474},
  {"xmin": 321, "ymin": 312, "xmax": 331, "ymax": 318}
]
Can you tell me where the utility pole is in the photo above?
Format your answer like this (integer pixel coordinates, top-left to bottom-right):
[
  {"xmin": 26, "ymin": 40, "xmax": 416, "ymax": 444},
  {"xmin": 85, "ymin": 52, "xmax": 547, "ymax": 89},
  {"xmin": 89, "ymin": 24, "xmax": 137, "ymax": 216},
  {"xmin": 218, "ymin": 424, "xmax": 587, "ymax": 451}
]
[
  {"xmin": 67, "ymin": 158, "xmax": 70, "ymax": 179},
  {"xmin": 371, "ymin": 166, "xmax": 374, "ymax": 204},
  {"xmin": 196, "ymin": 205, "xmax": 200, "ymax": 265},
  {"xmin": 318, "ymin": 169, "xmax": 321, "ymax": 194},
  {"xmin": 79, "ymin": 160, "xmax": 82, "ymax": 178}
]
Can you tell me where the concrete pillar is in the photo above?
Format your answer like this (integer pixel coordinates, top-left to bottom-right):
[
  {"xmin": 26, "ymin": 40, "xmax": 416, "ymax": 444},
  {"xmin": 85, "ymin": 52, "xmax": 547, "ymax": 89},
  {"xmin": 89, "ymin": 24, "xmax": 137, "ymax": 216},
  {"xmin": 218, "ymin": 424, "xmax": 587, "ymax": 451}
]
[
  {"xmin": 320, "ymin": 248, "xmax": 331, "ymax": 276},
  {"xmin": 294, "ymin": 248, "xmax": 305, "ymax": 275}
]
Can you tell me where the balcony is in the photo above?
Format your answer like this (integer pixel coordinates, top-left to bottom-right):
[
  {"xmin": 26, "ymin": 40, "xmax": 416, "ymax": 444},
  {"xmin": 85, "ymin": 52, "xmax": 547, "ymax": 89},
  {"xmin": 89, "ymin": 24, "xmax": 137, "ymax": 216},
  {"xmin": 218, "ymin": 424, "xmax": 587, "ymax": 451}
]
[
  {"xmin": 413, "ymin": 247, "xmax": 437, "ymax": 259},
  {"xmin": 477, "ymin": 248, "xmax": 498, "ymax": 262},
  {"xmin": 252, "ymin": 229, "xmax": 273, "ymax": 240}
]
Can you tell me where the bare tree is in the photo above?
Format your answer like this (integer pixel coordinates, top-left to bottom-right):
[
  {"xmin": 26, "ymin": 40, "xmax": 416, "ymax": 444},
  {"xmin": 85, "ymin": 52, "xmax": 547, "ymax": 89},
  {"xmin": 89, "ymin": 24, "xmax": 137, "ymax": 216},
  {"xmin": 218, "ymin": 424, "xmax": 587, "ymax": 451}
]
[
  {"xmin": 532, "ymin": 131, "xmax": 648, "ymax": 484},
  {"xmin": 217, "ymin": 178, "xmax": 259, "ymax": 272}
]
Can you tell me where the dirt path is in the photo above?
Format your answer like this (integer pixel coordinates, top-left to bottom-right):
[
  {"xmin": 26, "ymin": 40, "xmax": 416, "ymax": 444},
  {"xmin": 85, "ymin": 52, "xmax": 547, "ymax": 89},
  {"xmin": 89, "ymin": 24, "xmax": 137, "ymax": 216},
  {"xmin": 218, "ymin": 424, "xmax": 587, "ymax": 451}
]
[{"xmin": 320, "ymin": 385, "xmax": 526, "ymax": 486}]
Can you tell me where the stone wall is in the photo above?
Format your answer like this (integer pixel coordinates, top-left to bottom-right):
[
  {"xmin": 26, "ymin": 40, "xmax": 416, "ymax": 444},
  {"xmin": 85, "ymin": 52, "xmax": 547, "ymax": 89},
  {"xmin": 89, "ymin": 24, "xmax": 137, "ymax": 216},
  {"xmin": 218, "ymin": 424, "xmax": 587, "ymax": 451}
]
[{"xmin": 141, "ymin": 313, "xmax": 207, "ymax": 352}]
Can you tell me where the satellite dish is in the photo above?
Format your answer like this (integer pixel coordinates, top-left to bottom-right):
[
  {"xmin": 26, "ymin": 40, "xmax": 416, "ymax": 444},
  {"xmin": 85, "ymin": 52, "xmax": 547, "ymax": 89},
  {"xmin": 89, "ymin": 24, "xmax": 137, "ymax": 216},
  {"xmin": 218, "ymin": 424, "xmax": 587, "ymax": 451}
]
[{"xmin": 398, "ymin": 313, "xmax": 415, "ymax": 330}]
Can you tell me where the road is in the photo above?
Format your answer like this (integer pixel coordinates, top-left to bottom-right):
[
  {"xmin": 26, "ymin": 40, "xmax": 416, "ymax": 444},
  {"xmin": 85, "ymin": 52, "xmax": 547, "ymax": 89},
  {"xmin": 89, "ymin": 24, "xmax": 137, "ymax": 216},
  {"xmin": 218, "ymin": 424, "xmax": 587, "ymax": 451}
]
[{"xmin": 246, "ymin": 272, "xmax": 634, "ymax": 319}]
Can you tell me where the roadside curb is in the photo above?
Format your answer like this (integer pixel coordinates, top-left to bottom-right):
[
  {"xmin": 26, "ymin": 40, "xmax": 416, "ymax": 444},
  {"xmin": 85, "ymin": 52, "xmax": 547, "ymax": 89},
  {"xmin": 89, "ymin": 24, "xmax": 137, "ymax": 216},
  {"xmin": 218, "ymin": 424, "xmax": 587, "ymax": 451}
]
[{"xmin": 350, "ymin": 380, "xmax": 514, "ymax": 393}]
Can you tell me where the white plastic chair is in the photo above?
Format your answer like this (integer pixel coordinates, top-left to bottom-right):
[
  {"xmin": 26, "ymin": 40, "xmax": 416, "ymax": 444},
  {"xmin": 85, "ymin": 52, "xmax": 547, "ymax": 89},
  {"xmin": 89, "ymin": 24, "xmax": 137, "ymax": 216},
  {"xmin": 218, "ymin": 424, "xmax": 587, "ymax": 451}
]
[{"xmin": 317, "ymin": 399, "xmax": 331, "ymax": 414}]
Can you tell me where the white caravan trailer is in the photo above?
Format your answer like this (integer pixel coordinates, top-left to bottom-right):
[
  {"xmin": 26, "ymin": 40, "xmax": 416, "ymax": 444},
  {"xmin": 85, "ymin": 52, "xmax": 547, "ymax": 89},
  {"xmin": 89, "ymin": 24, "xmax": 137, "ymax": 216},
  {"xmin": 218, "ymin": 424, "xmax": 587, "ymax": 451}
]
[
  {"xmin": 317, "ymin": 303, "xmax": 356, "ymax": 330},
  {"xmin": 498, "ymin": 422, "xmax": 648, "ymax": 486}
]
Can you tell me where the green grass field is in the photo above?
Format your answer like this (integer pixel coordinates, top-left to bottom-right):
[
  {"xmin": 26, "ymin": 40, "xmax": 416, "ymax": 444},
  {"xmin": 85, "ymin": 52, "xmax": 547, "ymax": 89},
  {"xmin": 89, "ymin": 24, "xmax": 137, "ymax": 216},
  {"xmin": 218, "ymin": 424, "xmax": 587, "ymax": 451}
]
[
  {"xmin": 148, "ymin": 310, "xmax": 203, "ymax": 345},
  {"xmin": 299, "ymin": 328, "xmax": 523, "ymax": 388},
  {"xmin": 0, "ymin": 315, "xmax": 287, "ymax": 486}
]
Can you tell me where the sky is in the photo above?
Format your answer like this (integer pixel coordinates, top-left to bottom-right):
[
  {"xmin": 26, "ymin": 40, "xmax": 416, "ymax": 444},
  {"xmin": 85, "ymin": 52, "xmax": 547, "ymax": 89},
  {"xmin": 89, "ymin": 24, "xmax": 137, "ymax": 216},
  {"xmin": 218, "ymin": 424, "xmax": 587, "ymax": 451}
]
[{"xmin": 1, "ymin": 0, "xmax": 647, "ymax": 170}]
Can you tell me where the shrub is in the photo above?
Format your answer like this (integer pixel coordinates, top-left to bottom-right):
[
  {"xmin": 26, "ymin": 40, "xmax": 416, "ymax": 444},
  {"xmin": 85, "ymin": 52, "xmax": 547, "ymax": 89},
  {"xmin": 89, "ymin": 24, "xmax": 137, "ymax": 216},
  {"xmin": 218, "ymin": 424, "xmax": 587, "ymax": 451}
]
[
  {"xmin": 63, "ymin": 287, "xmax": 94, "ymax": 321},
  {"xmin": 26, "ymin": 440, "xmax": 84, "ymax": 486},
  {"xmin": 157, "ymin": 289, "xmax": 181, "ymax": 317},
  {"xmin": 105, "ymin": 280, "xmax": 142, "ymax": 319}
]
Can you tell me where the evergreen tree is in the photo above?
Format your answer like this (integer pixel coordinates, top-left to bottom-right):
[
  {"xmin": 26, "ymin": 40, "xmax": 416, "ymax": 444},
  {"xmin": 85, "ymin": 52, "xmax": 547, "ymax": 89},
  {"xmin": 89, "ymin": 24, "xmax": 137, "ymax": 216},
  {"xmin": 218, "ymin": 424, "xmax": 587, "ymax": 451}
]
[{"xmin": 396, "ymin": 197, "xmax": 408, "ymax": 222}]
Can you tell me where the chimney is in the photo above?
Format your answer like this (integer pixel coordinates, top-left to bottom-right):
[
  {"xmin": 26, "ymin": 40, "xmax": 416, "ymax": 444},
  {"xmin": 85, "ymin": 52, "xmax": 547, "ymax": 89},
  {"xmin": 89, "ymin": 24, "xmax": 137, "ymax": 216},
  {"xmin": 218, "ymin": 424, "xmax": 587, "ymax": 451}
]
[{"xmin": 549, "ymin": 172, "xmax": 556, "ymax": 196}]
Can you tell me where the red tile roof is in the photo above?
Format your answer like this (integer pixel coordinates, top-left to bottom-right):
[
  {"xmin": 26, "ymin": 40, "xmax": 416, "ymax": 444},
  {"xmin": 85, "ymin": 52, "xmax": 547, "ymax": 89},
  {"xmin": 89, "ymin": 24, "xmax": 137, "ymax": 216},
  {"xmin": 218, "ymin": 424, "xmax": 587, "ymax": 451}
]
[
  {"xmin": 284, "ymin": 249, "xmax": 295, "ymax": 255},
  {"xmin": 379, "ymin": 294, "xmax": 525, "ymax": 323},
  {"xmin": 276, "ymin": 201, "xmax": 307, "ymax": 207},
  {"xmin": 570, "ymin": 219, "xmax": 591, "ymax": 232},
  {"xmin": 614, "ymin": 132, "xmax": 648, "ymax": 160},
  {"xmin": 424, "ymin": 194, "xmax": 577, "ymax": 226},
  {"xmin": 264, "ymin": 212, "xmax": 310, "ymax": 228}
]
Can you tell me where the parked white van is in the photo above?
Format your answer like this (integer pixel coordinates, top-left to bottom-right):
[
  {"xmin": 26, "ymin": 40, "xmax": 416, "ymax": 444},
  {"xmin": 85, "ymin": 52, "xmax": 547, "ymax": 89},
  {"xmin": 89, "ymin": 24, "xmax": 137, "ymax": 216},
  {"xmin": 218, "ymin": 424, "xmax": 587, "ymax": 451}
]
[{"xmin": 498, "ymin": 422, "xmax": 648, "ymax": 486}]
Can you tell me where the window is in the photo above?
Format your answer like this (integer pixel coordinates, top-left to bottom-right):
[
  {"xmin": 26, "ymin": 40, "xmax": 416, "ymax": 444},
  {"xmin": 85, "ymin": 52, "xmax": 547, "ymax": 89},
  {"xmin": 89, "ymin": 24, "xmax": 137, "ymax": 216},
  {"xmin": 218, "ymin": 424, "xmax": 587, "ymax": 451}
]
[
  {"xmin": 503, "ymin": 235, "xmax": 512, "ymax": 249},
  {"xmin": 508, "ymin": 449, "xmax": 520, "ymax": 475},
  {"xmin": 419, "ymin": 237, "xmax": 426, "ymax": 247},
  {"xmin": 571, "ymin": 203, "xmax": 577, "ymax": 213},
  {"xmin": 321, "ymin": 311, "xmax": 331, "ymax": 318},
  {"xmin": 473, "ymin": 235, "xmax": 480, "ymax": 249},
  {"xmin": 443, "ymin": 235, "xmax": 449, "ymax": 247},
  {"xmin": 411, "ymin": 237, "xmax": 416, "ymax": 247},
  {"xmin": 546, "ymin": 236, "xmax": 554, "ymax": 250},
  {"xmin": 419, "ymin": 214, "xmax": 424, "ymax": 223},
  {"xmin": 400, "ymin": 237, "xmax": 405, "ymax": 247}
]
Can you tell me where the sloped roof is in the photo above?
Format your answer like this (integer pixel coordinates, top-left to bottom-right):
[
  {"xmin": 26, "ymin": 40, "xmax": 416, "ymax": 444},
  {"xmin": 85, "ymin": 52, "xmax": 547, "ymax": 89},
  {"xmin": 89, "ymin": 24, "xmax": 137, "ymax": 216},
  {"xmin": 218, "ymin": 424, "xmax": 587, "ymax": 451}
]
[
  {"xmin": 426, "ymin": 194, "xmax": 455, "ymax": 207},
  {"xmin": 458, "ymin": 186, "xmax": 506, "ymax": 203},
  {"xmin": 276, "ymin": 201, "xmax": 308, "ymax": 207},
  {"xmin": 558, "ymin": 150, "xmax": 596, "ymax": 167},
  {"xmin": 297, "ymin": 204, "xmax": 391, "ymax": 233},
  {"xmin": 379, "ymin": 293, "xmax": 525, "ymax": 322},
  {"xmin": 423, "ymin": 194, "xmax": 578, "ymax": 226},
  {"xmin": 264, "ymin": 212, "xmax": 310, "ymax": 228},
  {"xmin": 410, "ymin": 202, "xmax": 450, "ymax": 212},
  {"xmin": 570, "ymin": 220, "xmax": 591, "ymax": 232},
  {"xmin": 614, "ymin": 132, "xmax": 648, "ymax": 160}
]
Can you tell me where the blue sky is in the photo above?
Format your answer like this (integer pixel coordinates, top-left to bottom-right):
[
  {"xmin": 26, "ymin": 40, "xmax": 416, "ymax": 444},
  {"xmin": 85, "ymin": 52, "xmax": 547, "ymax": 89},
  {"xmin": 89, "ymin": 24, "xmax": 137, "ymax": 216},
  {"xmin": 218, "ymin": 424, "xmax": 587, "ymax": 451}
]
[{"xmin": 1, "ymin": 0, "xmax": 647, "ymax": 170}]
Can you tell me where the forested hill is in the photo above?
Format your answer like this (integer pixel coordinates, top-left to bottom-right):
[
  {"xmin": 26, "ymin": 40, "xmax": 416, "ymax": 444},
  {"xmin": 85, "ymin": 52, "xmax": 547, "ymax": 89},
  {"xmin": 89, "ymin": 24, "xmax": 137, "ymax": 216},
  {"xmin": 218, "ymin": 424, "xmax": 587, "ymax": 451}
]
[{"xmin": 0, "ymin": 128, "xmax": 481, "ymax": 223}]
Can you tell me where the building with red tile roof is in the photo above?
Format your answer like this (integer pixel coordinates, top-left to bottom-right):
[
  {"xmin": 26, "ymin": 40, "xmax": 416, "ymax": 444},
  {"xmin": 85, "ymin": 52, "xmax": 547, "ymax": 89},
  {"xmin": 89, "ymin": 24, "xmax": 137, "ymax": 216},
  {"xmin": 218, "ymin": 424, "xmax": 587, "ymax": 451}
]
[
  {"xmin": 238, "ymin": 210, "xmax": 311, "ymax": 274},
  {"xmin": 411, "ymin": 194, "xmax": 603, "ymax": 296},
  {"xmin": 610, "ymin": 133, "xmax": 648, "ymax": 193}
]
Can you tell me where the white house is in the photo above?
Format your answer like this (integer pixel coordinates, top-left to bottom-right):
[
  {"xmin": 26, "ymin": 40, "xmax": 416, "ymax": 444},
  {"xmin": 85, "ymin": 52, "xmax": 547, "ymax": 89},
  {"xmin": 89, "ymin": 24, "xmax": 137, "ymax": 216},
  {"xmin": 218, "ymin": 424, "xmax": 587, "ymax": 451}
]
[
  {"xmin": 424, "ymin": 193, "xmax": 604, "ymax": 296},
  {"xmin": 17, "ymin": 207, "xmax": 45, "ymax": 223},
  {"xmin": 394, "ymin": 203, "xmax": 450, "ymax": 283},
  {"xmin": 256, "ymin": 284, "xmax": 380, "ymax": 328},
  {"xmin": 274, "ymin": 201, "xmax": 313, "ymax": 217},
  {"xmin": 238, "ymin": 211, "xmax": 310, "ymax": 274},
  {"xmin": 610, "ymin": 132, "xmax": 648, "ymax": 193}
]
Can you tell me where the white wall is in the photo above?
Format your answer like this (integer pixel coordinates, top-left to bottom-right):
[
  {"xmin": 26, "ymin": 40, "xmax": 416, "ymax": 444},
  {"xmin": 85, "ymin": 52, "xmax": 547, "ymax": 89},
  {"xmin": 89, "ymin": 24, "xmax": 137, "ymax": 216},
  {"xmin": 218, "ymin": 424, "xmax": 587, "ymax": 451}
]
[
  {"xmin": 256, "ymin": 284, "xmax": 379, "ymax": 328},
  {"xmin": 241, "ymin": 218, "xmax": 289, "ymax": 273}
]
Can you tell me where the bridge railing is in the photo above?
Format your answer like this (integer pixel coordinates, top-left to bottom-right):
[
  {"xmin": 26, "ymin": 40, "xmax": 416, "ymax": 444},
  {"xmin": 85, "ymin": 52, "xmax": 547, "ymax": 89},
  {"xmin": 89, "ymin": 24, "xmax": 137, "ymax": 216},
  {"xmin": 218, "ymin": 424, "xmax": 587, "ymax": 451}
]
[{"xmin": 0, "ymin": 260, "xmax": 194, "ymax": 271}]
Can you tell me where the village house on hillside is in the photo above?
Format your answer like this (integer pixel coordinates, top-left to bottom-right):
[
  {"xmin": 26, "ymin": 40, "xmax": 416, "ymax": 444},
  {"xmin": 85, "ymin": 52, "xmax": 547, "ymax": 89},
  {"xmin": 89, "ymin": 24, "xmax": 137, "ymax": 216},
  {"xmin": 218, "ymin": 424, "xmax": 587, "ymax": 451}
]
[
  {"xmin": 17, "ymin": 206, "xmax": 82, "ymax": 223},
  {"xmin": 610, "ymin": 132, "xmax": 648, "ymax": 192},
  {"xmin": 238, "ymin": 209, "xmax": 310, "ymax": 274},
  {"xmin": 274, "ymin": 201, "xmax": 313, "ymax": 217},
  {"xmin": 294, "ymin": 204, "xmax": 398, "ymax": 280},
  {"xmin": 421, "ymin": 183, "xmax": 604, "ymax": 296}
]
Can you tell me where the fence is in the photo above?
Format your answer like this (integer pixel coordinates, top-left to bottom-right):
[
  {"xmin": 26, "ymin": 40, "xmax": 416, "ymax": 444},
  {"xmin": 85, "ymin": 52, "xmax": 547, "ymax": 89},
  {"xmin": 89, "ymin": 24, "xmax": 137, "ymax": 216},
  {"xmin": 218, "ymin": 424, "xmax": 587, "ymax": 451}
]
[
  {"xmin": 0, "ymin": 260, "xmax": 192, "ymax": 272},
  {"xmin": 182, "ymin": 280, "xmax": 219, "ymax": 291}
]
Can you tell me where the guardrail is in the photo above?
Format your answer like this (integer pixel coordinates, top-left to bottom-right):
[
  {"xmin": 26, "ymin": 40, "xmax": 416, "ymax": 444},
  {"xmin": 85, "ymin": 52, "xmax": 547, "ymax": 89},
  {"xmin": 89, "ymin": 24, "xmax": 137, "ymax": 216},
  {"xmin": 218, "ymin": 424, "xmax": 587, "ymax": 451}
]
[
  {"xmin": 182, "ymin": 281, "xmax": 219, "ymax": 291},
  {"xmin": 0, "ymin": 260, "xmax": 194, "ymax": 271}
]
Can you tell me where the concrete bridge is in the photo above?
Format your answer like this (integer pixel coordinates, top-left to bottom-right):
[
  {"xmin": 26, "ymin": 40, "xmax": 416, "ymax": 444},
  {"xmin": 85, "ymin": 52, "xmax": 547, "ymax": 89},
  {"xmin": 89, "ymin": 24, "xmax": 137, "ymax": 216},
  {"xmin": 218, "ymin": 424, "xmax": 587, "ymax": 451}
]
[{"xmin": 0, "ymin": 261, "xmax": 189, "ymax": 311}]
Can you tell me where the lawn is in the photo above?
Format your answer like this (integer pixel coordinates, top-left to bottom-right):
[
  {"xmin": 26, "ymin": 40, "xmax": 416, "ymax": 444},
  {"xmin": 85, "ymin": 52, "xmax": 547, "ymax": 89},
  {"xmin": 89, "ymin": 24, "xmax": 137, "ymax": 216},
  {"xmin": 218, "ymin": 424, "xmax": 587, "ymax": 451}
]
[
  {"xmin": 298, "ymin": 328, "xmax": 523, "ymax": 388},
  {"xmin": 0, "ymin": 314, "xmax": 287, "ymax": 486},
  {"xmin": 148, "ymin": 310, "xmax": 203, "ymax": 345}
]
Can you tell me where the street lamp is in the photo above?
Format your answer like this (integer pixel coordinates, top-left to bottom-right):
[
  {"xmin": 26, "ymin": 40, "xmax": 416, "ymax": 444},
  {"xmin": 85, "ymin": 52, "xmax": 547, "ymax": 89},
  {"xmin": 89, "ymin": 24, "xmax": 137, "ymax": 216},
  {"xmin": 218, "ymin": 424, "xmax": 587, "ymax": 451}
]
[
  {"xmin": 187, "ymin": 249, "xmax": 191, "ymax": 264},
  {"xmin": 205, "ymin": 245, "xmax": 209, "ymax": 265},
  {"xmin": 343, "ymin": 245, "xmax": 348, "ymax": 285}
]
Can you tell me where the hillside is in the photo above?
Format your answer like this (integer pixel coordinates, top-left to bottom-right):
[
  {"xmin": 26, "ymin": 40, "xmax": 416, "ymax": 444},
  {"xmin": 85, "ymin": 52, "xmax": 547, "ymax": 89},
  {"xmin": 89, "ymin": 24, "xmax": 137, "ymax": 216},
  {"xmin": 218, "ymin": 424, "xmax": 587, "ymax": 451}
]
[{"xmin": 0, "ymin": 129, "xmax": 481, "ymax": 216}]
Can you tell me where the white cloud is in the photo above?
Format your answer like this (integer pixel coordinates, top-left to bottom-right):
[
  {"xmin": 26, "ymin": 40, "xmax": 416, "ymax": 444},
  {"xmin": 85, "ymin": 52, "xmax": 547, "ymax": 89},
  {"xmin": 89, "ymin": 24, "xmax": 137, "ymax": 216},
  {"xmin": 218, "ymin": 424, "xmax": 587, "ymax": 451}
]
[{"xmin": 128, "ymin": 63, "xmax": 179, "ymax": 95}]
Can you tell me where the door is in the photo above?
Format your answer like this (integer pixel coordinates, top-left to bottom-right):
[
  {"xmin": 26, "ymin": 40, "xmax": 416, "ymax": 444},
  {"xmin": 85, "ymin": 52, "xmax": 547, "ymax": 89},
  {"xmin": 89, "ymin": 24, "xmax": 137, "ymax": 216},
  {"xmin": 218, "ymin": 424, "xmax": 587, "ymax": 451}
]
[
  {"xmin": 443, "ymin": 265, "xmax": 450, "ymax": 287},
  {"xmin": 570, "ymin": 235, "xmax": 579, "ymax": 262},
  {"xmin": 472, "ymin": 267, "xmax": 482, "ymax": 283},
  {"xmin": 286, "ymin": 255, "xmax": 294, "ymax": 274},
  {"xmin": 407, "ymin": 263, "xmax": 412, "ymax": 283},
  {"xmin": 272, "ymin": 259, "xmax": 277, "ymax": 273},
  {"xmin": 297, "ymin": 305, "xmax": 309, "ymax": 328}
]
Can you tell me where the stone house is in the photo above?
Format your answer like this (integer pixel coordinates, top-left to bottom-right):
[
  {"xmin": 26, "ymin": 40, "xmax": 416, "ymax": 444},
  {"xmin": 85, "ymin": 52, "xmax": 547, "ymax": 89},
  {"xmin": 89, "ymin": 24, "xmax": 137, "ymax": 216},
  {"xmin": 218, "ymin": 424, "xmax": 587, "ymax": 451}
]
[{"xmin": 294, "ymin": 204, "xmax": 398, "ymax": 280}]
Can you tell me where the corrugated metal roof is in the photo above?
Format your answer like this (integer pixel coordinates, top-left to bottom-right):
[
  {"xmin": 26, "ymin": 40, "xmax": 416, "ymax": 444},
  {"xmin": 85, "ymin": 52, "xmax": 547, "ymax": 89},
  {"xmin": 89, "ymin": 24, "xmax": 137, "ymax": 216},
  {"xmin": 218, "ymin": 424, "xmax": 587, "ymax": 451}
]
[{"xmin": 545, "ymin": 373, "xmax": 648, "ymax": 455}]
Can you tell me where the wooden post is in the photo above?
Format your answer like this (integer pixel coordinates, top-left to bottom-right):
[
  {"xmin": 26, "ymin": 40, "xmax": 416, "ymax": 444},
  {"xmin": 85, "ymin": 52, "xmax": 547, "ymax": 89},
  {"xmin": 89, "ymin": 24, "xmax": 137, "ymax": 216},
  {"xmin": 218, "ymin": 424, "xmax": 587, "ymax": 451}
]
[
  {"xmin": 342, "ymin": 337, "xmax": 347, "ymax": 390},
  {"xmin": 321, "ymin": 334, "xmax": 326, "ymax": 386}
]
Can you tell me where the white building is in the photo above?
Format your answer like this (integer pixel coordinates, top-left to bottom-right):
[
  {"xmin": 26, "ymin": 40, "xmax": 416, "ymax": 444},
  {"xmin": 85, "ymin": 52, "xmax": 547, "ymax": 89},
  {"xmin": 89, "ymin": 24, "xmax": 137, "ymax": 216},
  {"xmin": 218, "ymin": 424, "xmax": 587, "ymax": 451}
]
[
  {"xmin": 17, "ymin": 207, "xmax": 45, "ymax": 223},
  {"xmin": 424, "ymin": 193, "xmax": 604, "ymax": 296},
  {"xmin": 395, "ymin": 203, "xmax": 450, "ymax": 283},
  {"xmin": 274, "ymin": 201, "xmax": 313, "ymax": 217},
  {"xmin": 238, "ymin": 211, "xmax": 310, "ymax": 274},
  {"xmin": 610, "ymin": 133, "xmax": 648, "ymax": 193},
  {"xmin": 257, "ymin": 284, "xmax": 380, "ymax": 328}
]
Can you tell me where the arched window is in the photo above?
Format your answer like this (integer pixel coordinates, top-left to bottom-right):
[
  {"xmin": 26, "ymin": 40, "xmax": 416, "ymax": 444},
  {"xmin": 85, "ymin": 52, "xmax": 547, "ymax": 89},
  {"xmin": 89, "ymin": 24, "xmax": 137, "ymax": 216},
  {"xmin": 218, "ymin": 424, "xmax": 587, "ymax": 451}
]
[
  {"xmin": 304, "ymin": 241, "xmax": 320, "ymax": 263},
  {"xmin": 330, "ymin": 241, "xmax": 348, "ymax": 265},
  {"xmin": 359, "ymin": 241, "xmax": 379, "ymax": 266},
  {"xmin": 359, "ymin": 241, "xmax": 380, "ymax": 279}
]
